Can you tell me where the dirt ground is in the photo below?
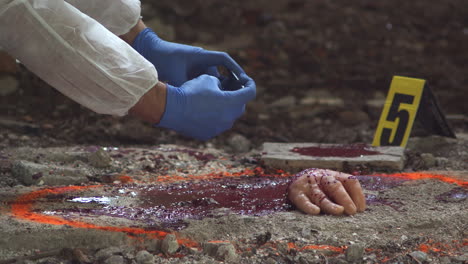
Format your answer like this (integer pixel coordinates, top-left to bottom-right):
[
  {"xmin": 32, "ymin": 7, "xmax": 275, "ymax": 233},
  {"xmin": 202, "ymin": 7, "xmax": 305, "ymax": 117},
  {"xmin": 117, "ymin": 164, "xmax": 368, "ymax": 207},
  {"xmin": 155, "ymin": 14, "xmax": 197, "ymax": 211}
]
[{"xmin": 0, "ymin": 0, "xmax": 467, "ymax": 263}]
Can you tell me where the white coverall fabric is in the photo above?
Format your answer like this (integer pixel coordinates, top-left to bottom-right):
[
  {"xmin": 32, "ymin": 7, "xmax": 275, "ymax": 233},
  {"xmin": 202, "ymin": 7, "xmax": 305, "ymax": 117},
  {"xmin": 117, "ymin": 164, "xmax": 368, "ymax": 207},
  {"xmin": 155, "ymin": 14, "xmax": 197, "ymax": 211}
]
[{"xmin": 0, "ymin": 0, "xmax": 158, "ymax": 116}]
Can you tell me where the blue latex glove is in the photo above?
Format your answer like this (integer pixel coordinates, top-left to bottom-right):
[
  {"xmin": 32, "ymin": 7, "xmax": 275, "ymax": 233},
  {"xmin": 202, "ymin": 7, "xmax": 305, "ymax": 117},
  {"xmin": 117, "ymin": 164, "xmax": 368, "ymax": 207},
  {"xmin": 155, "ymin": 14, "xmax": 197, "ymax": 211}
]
[
  {"xmin": 159, "ymin": 74, "xmax": 256, "ymax": 140},
  {"xmin": 132, "ymin": 28, "xmax": 244, "ymax": 87}
]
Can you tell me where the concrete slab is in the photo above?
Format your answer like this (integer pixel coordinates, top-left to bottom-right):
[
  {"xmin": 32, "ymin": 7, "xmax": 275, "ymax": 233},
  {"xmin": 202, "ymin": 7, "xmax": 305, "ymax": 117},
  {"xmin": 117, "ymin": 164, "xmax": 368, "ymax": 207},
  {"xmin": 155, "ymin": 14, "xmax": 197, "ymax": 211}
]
[{"xmin": 261, "ymin": 142, "xmax": 405, "ymax": 172}]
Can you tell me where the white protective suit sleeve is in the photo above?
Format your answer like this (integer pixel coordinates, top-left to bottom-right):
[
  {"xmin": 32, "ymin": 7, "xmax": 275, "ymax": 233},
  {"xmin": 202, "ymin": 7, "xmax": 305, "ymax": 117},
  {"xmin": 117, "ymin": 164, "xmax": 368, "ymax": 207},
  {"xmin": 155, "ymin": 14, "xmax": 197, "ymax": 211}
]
[
  {"xmin": 64, "ymin": 0, "xmax": 141, "ymax": 36},
  {"xmin": 0, "ymin": 0, "xmax": 158, "ymax": 116}
]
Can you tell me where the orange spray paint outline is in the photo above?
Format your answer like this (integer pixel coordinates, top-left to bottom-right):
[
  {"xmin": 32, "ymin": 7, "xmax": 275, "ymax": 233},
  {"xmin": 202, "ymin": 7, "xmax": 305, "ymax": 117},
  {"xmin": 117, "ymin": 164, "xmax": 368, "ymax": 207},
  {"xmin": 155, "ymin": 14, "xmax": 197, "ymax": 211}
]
[{"xmin": 9, "ymin": 171, "xmax": 468, "ymax": 251}]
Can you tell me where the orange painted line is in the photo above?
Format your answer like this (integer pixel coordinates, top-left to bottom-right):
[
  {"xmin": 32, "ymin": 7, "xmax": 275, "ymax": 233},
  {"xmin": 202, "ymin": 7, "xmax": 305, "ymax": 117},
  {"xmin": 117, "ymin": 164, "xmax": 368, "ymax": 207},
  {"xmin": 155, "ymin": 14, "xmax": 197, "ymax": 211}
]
[
  {"xmin": 10, "ymin": 185, "xmax": 199, "ymax": 248},
  {"xmin": 300, "ymin": 244, "xmax": 345, "ymax": 254},
  {"xmin": 373, "ymin": 172, "xmax": 468, "ymax": 187}
]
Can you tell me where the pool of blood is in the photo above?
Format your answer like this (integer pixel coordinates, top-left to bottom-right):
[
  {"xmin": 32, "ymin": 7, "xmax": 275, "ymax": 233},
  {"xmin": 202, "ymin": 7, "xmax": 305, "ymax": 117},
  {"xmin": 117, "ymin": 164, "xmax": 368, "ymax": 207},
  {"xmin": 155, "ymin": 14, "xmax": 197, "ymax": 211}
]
[
  {"xmin": 291, "ymin": 144, "xmax": 380, "ymax": 157},
  {"xmin": 33, "ymin": 175, "xmax": 412, "ymax": 229},
  {"xmin": 38, "ymin": 176, "xmax": 292, "ymax": 230}
]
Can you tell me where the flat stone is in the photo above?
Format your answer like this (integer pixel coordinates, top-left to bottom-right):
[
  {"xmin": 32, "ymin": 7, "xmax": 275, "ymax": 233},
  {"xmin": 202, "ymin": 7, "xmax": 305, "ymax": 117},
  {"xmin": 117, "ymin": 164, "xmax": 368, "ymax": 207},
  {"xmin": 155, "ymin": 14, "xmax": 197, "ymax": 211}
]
[
  {"xmin": 261, "ymin": 143, "xmax": 404, "ymax": 172},
  {"xmin": 11, "ymin": 160, "xmax": 90, "ymax": 186}
]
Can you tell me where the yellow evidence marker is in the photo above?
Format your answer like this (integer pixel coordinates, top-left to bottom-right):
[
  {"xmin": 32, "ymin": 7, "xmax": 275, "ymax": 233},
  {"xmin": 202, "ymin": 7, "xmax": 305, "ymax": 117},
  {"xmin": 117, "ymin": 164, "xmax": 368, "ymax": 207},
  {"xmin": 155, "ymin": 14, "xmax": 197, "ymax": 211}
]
[{"xmin": 372, "ymin": 76, "xmax": 425, "ymax": 147}]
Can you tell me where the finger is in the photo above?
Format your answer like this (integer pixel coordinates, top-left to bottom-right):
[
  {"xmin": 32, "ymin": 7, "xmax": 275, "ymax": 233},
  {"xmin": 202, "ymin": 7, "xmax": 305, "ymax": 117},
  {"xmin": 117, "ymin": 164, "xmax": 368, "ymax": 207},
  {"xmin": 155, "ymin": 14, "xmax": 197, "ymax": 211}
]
[
  {"xmin": 320, "ymin": 177, "xmax": 357, "ymax": 215},
  {"xmin": 288, "ymin": 192, "xmax": 321, "ymax": 215},
  {"xmin": 224, "ymin": 73, "xmax": 256, "ymax": 103},
  {"xmin": 308, "ymin": 183, "xmax": 345, "ymax": 215},
  {"xmin": 205, "ymin": 66, "xmax": 220, "ymax": 78},
  {"xmin": 336, "ymin": 173, "xmax": 366, "ymax": 212},
  {"xmin": 201, "ymin": 51, "xmax": 245, "ymax": 75}
]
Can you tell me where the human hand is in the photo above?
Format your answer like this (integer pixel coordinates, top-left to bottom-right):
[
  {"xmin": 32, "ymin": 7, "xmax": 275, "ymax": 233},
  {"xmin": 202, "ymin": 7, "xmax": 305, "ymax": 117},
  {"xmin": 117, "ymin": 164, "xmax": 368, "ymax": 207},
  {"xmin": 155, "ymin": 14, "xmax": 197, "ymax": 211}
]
[
  {"xmin": 288, "ymin": 169, "xmax": 366, "ymax": 215},
  {"xmin": 132, "ymin": 28, "xmax": 244, "ymax": 87},
  {"xmin": 157, "ymin": 73, "xmax": 256, "ymax": 140}
]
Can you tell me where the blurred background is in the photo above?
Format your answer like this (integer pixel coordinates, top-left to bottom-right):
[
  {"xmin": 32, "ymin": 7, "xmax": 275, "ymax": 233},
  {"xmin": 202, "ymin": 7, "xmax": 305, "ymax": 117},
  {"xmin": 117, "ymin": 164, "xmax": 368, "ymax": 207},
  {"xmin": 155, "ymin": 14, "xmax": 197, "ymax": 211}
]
[{"xmin": 1, "ymin": 0, "xmax": 467, "ymax": 152}]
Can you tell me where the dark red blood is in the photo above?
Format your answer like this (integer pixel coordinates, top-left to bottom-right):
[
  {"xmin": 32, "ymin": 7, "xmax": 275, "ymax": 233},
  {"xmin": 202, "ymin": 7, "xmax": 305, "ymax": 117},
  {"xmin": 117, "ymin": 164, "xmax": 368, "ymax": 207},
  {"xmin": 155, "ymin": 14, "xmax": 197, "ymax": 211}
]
[
  {"xmin": 291, "ymin": 144, "xmax": 380, "ymax": 157},
  {"xmin": 39, "ymin": 177, "xmax": 292, "ymax": 230}
]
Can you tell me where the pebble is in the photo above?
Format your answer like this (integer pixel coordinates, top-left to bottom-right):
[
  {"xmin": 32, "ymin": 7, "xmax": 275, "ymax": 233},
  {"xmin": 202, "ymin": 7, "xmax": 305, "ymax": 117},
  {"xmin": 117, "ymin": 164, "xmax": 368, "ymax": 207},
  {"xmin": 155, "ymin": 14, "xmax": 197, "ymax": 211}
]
[
  {"xmin": 345, "ymin": 243, "xmax": 365, "ymax": 262},
  {"xmin": 215, "ymin": 243, "xmax": 238, "ymax": 262},
  {"xmin": 420, "ymin": 153, "xmax": 436, "ymax": 167},
  {"xmin": 227, "ymin": 134, "xmax": 251, "ymax": 153},
  {"xmin": 96, "ymin": 247, "xmax": 122, "ymax": 260},
  {"xmin": 161, "ymin": 234, "xmax": 179, "ymax": 255},
  {"xmin": 136, "ymin": 250, "xmax": 155, "ymax": 264},
  {"xmin": 203, "ymin": 241, "xmax": 232, "ymax": 258},
  {"xmin": 435, "ymin": 157, "xmax": 449, "ymax": 167},
  {"xmin": 270, "ymin": 95, "xmax": 296, "ymax": 108},
  {"xmin": 104, "ymin": 255, "xmax": 125, "ymax": 264},
  {"xmin": 88, "ymin": 148, "xmax": 112, "ymax": 168},
  {"xmin": 408, "ymin": 251, "xmax": 428, "ymax": 263}
]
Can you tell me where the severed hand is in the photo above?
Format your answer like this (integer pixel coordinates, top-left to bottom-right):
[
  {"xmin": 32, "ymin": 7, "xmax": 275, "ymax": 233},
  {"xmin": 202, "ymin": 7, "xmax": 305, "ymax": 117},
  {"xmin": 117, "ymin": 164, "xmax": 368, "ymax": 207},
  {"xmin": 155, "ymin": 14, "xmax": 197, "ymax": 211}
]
[{"xmin": 288, "ymin": 169, "xmax": 366, "ymax": 215}]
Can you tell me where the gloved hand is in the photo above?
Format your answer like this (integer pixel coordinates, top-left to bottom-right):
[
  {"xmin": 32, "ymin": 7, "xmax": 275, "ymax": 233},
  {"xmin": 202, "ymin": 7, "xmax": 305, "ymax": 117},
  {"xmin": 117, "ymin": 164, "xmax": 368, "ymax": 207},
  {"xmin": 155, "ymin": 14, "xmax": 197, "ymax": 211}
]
[
  {"xmin": 158, "ymin": 73, "xmax": 256, "ymax": 140},
  {"xmin": 132, "ymin": 28, "xmax": 244, "ymax": 87}
]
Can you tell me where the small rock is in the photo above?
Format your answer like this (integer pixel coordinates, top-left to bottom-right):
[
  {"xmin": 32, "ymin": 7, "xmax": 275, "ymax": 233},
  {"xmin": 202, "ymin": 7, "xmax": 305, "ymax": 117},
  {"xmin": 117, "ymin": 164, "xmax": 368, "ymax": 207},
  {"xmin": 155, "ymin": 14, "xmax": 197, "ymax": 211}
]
[
  {"xmin": 104, "ymin": 255, "xmax": 125, "ymax": 264},
  {"xmin": 88, "ymin": 148, "xmax": 112, "ymax": 168},
  {"xmin": 408, "ymin": 251, "xmax": 428, "ymax": 263},
  {"xmin": 203, "ymin": 241, "xmax": 231, "ymax": 257},
  {"xmin": 161, "ymin": 234, "xmax": 179, "ymax": 255},
  {"xmin": 96, "ymin": 247, "xmax": 122, "ymax": 260},
  {"xmin": 435, "ymin": 157, "xmax": 449, "ymax": 167},
  {"xmin": 19, "ymin": 135, "xmax": 30, "ymax": 141},
  {"xmin": 136, "ymin": 250, "xmax": 154, "ymax": 264},
  {"xmin": 227, "ymin": 134, "xmax": 251, "ymax": 153},
  {"xmin": 216, "ymin": 243, "xmax": 238, "ymax": 262},
  {"xmin": 266, "ymin": 257, "xmax": 277, "ymax": 264},
  {"xmin": 420, "ymin": 153, "xmax": 436, "ymax": 168},
  {"xmin": 270, "ymin": 95, "xmax": 296, "ymax": 108},
  {"xmin": 345, "ymin": 243, "xmax": 365, "ymax": 262},
  {"xmin": 0, "ymin": 75, "xmax": 18, "ymax": 96}
]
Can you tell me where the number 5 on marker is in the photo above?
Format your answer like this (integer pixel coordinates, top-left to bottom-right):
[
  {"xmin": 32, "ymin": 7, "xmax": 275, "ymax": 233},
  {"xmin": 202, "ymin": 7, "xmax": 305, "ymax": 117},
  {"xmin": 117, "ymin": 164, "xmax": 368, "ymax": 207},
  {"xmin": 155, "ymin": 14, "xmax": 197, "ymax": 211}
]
[{"xmin": 372, "ymin": 76, "xmax": 425, "ymax": 147}]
